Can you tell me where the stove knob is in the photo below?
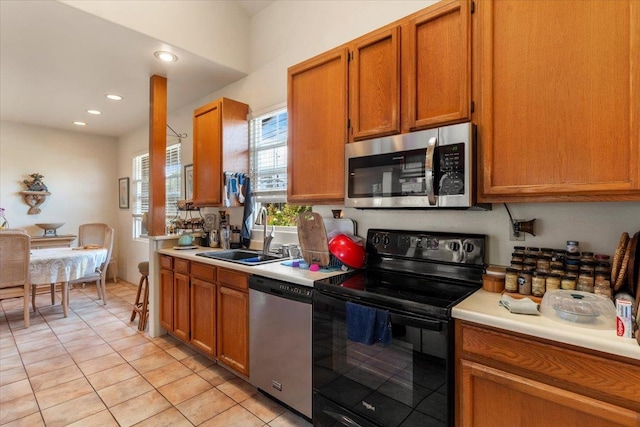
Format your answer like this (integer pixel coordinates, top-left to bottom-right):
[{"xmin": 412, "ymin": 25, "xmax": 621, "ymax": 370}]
[
  {"xmin": 373, "ymin": 234, "xmax": 381, "ymax": 245},
  {"xmin": 464, "ymin": 242, "xmax": 475, "ymax": 252},
  {"xmin": 382, "ymin": 235, "xmax": 390, "ymax": 246},
  {"xmin": 449, "ymin": 241, "xmax": 460, "ymax": 251}
]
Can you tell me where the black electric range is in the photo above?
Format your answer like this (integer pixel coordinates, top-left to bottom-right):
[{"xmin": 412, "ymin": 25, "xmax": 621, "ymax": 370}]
[{"xmin": 312, "ymin": 229, "xmax": 486, "ymax": 427}]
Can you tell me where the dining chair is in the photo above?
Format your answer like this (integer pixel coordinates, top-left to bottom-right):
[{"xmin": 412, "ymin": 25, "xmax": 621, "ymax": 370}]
[
  {"xmin": 69, "ymin": 224, "xmax": 114, "ymax": 304},
  {"xmin": 0, "ymin": 230, "xmax": 31, "ymax": 328}
]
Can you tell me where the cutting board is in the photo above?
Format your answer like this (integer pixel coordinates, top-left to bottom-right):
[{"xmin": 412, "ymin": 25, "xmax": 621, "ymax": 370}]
[{"xmin": 297, "ymin": 212, "xmax": 331, "ymax": 266}]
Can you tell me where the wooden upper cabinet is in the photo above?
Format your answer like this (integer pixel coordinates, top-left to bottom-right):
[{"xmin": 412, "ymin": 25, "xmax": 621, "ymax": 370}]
[
  {"xmin": 192, "ymin": 97, "xmax": 249, "ymax": 207},
  {"xmin": 349, "ymin": 26, "xmax": 401, "ymax": 142},
  {"xmin": 476, "ymin": 0, "xmax": 640, "ymax": 202},
  {"xmin": 287, "ymin": 47, "xmax": 348, "ymax": 204},
  {"xmin": 402, "ymin": 0, "xmax": 471, "ymax": 132}
]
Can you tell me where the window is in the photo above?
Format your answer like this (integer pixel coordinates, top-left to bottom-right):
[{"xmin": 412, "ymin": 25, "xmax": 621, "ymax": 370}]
[
  {"xmin": 250, "ymin": 108, "xmax": 288, "ymax": 203},
  {"xmin": 249, "ymin": 108, "xmax": 310, "ymax": 226},
  {"xmin": 132, "ymin": 143, "xmax": 181, "ymax": 237}
]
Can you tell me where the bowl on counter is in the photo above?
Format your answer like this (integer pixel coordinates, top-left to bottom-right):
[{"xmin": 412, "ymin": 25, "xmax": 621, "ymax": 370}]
[{"xmin": 540, "ymin": 290, "xmax": 616, "ymax": 329}]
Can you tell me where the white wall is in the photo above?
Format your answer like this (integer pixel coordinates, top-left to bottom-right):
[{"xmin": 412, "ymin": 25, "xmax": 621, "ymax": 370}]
[
  {"xmin": 114, "ymin": 0, "xmax": 640, "ymax": 280},
  {"xmin": 0, "ymin": 120, "xmax": 119, "ymax": 246}
]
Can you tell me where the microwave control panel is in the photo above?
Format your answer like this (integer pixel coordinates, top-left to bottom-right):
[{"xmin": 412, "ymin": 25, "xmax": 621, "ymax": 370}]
[{"xmin": 436, "ymin": 143, "xmax": 465, "ymax": 196}]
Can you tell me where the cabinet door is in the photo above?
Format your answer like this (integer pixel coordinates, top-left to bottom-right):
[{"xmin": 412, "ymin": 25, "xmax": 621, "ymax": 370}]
[
  {"xmin": 159, "ymin": 268, "xmax": 174, "ymax": 332},
  {"xmin": 459, "ymin": 360, "xmax": 639, "ymax": 427},
  {"xmin": 476, "ymin": 0, "xmax": 640, "ymax": 202},
  {"xmin": 190, "ymin": 277, "xmax": 216, "ymax": 356},
  {"xmin": 217, "ymin": 285, "xmax": 249, "ymax": 376},
  {"xmin": 349, "ymin": 26, "xmax": 401, "ymax": 141},
  {"xmin": 173, "ymin": 272, "xmax": 190, "ymax": 341},
  {"xmin": 402, "ymin": 0, "xmax": 470, "ymax": 131},
  {"xmin": 287, "ymin": 47, "xmax": 348, "ymax": 204},
  {"xmin": 193, "ymin": 100, "xmax": 222, "ymax": 206}
]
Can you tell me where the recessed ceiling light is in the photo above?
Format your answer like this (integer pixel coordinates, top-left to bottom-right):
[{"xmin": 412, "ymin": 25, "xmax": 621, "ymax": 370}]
[
  {"xmin": 73, "ymin": 121, "xmax": 87, "ymax": 126},
  {"xmin": 106, "ymin": 94, "xmax": 123, "ymax": 101},
  {"xmin": 87, "ymin": 110, "xmax": 101, "ymax": 115},
  {"xmin": 154, "ymin": 51, "xmax": 178, "ymax": 62}
]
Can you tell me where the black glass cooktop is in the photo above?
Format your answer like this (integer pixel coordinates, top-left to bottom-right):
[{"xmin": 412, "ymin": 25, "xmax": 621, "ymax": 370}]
[{"xmin": 314, "ymin": 268, "xmax": 480, "ymax": 319}]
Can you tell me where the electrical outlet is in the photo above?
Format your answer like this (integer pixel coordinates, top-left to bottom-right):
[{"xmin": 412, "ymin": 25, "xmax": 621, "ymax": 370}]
[{"xmin": 509, "ymin": 219, "xmax": 525, "ymax": 241}]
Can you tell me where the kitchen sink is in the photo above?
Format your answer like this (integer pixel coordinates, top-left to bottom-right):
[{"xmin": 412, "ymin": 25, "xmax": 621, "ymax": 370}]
[{"xmin": 195, "ymin": 249, "xmax": 283, "ymax": 266}]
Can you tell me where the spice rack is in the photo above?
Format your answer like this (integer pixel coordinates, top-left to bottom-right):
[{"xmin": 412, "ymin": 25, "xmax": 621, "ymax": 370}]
[
  {"xmin": 504, "ymin": 243, "xmax": 612, "ymax": 301},
  {"xmin": 171, "ymin": 200, "xmax": 204, "ymax": 233}
]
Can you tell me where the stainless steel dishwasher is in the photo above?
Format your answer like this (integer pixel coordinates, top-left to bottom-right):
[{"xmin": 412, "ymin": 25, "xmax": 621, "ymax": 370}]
[{"xmin": 249, "ymin": 275, "xmax": 312, "ymax": 420}]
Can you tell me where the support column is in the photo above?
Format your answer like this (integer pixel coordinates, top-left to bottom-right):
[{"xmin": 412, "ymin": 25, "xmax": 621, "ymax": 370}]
[{"xmin": 149, "ymin": 75, "xmax": 167, "ymax": 236}]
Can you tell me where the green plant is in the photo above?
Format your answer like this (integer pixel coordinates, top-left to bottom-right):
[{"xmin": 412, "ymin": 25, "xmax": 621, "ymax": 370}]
[{"xmin": 266, "ymin": 204, "xmax": 311, "ymax": 226}]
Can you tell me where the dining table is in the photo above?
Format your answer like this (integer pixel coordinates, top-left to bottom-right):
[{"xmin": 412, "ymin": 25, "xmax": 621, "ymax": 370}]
[{"xmin": 29, "ymin": 247, "xmax": 107, "ymax": 317}]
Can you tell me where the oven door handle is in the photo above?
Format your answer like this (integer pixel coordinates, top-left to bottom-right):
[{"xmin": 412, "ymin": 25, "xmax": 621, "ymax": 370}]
[
  {"xmin": 316, "ymin": 290, "xmax": 445, "ymax": 332},
  {"xmin": 389, "ymin": 312, "xmax": 443, "ymax": 331}
]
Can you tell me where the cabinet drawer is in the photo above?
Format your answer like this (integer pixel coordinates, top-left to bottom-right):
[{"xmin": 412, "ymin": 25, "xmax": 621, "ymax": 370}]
[
  {"xmin": 459, "ymin": 322, "xmax": 640, "ymax": 408},
  {"xmin": 191, "ymin": 262, "xmax": 216, "ymax": 282},
  {"xmin": 159, "ymin": 255, "xmax": 173, "ymax": 270},
  {"xmin": 217, "ymin": 268, "xmax": 248, "ymax": 291},
  {"xmin": 174, "ymin": 258, "xmax": 190, "ymax": 274}
]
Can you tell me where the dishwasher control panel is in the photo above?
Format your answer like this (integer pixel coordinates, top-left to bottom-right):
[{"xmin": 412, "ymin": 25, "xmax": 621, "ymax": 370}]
[
  {"xmin": 249, "ymin": 275, "xmax": 313, "ymax": 304},
  {"xmin": 278, "ymin": 284, "xmax": 312, "ymax": 298}
]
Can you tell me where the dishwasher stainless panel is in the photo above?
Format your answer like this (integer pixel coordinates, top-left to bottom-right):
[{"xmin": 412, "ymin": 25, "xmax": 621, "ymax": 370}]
[{"xmin": 249, "ymin": 276, "xmax": 312, "ymax": 419}]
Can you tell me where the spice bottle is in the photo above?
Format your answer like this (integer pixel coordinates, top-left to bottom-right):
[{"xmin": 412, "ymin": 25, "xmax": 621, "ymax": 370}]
[
  {"xmin": 532, "ymin": 272, "xmax": 546, "ymax": 297},
  {"xmin": 566, "ymin": 240, "xmax": 580, "ymax": 254},
  {"xmin": 546, "ymin": 273, "xmax": 561, "ymax": 291},
  {"xmin": 536, "ymin": 256, "xmax": 551, "ymax": 273},
  {"xmin": 505, "ymin": 268, "xmax": 519, "ymax": 292},
  {"xmin": 577, "ymin": 270, "xmax": 594, "ymax": 292},
  {"xmin": 518, "ymin": 271, "xmax": 532, "ymax": 295},
  {"xmin": 561, "ymin": 275, "xmax": 577, "ymax": 290}
]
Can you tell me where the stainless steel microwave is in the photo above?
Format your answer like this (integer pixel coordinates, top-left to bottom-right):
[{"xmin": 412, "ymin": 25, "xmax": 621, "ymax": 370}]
[{"xmin": 345, "ymin": 122, "xmax": 487, "ymax": 209}]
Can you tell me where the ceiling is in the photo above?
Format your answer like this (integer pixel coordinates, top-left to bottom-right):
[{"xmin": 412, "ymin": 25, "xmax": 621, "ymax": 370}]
[{"xmin": 0, "ymin": 1, "xmax": 273, "ymax": 139}]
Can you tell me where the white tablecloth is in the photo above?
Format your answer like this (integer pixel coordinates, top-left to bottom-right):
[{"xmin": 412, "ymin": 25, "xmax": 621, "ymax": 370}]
[{"xmin": 30, "ymin": 247, "xmax": 107, "ymax": 285}]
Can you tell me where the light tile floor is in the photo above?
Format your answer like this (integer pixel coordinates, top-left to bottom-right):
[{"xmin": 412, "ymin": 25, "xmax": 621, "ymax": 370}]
[{"xmin": 0, "ymin": 280, "xmax": 312, "ymax": 427}]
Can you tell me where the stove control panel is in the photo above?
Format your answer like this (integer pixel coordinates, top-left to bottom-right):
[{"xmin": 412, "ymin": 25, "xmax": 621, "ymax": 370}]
[{"xmin": 367, "ymin": 229, "xmax": 485, "ymax": 266}]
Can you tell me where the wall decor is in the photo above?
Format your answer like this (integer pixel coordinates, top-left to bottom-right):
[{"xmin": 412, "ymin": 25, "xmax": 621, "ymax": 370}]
[
  {"xmin": 184, "ymin": 164, "xmax": 193, "ymax": 201},
  {"xmin": 119, "ymin": 177, "xmax": 129, "ymax": 209},
  {"xmin": 20, "ymin": 172, "xmax": 51, "ymax": 214}
]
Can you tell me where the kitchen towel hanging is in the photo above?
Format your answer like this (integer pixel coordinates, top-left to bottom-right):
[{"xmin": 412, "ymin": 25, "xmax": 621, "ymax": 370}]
[
  {"xmin": 345, "ymin": 301, "xmax": 392, "ymax": 346},
  {"xmin": 241, "ymin": 174, "xmax": 253, "ymax": 248},
  {"xmin": 223, "ymin": 172, "xmax": 246, "ymax": 207}
]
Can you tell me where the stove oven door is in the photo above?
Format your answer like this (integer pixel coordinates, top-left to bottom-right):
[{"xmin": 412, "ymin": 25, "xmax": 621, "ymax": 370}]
[{"xmin": 312, "ymin": 291, "xmax": 453, "ymax": 427}]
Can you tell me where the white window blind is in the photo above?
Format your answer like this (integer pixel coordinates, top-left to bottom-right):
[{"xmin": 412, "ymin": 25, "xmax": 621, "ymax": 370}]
[
  {"xmin": 132, "ymin": 143, "xmax": 181, "ymax": 235},
  {"xmin": 250, "ymin": 108, "xmax": 288, "ymax": 203}
]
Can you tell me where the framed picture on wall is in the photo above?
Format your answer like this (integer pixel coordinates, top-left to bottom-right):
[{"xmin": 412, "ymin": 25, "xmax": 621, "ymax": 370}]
[
  {"xmin": 119, "ymin": 177, "xmax": 129, "ymax": 209},
  {"xmin": 184, "ymin": 164, "xmax": 194, "ymax": 200}
]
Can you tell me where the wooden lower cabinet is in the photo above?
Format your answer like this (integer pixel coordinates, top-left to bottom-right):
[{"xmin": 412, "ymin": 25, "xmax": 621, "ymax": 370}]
[
  {"xmin": 158, "ymin": 257, "xmax": 249, "ymax": 375},
  {"xmin": 455, "ymin": 321, "xmax": 640, "ymax": 427},
  {"xmin": 159, "ymin": 267, "xmax": 174, "ymax": 332},
  {"xmin": 173, "ymin": 259, "xmax": 191, "ymax": 342},
  {"xmin": 217, "ymin": 268, "xmax": 249, "ymax": 376},
  {"xmin": 190, "ymin": 277, "xmax": 216, "ymax": 356}
]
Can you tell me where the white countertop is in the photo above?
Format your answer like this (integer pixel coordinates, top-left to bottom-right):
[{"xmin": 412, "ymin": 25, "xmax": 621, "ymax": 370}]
[
  {"xmin": 157, "ymin": 246, "xmax": 348, "ymax": 287},
  {"xmin": 453, "ymin": 290, "xmax": 640, "ymax": 361}
]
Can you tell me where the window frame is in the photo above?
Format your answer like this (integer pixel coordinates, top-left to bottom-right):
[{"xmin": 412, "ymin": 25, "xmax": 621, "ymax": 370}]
[{"xmin": 132, "ymin": 142, "xmax": 181, "ymax": 238}]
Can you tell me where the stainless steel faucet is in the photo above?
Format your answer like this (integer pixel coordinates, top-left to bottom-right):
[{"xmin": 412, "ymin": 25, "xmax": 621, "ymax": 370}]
[{"xmin": 255, "ymin": 207, "xmax": 275, "ymax": 254}]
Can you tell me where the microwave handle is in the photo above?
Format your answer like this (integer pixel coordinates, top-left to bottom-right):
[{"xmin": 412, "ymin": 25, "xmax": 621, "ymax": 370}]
[{"xmin": 425, "ymin": 136, "xmax": 437, "ymax": 205}]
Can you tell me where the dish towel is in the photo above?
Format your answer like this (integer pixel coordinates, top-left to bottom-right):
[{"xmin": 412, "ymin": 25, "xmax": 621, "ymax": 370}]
[
  {"xmin": 346, "ymin": 301, "xmax": 392, "ymax": 346},
  {"xmin": 241, "ymin": 174, "xmax": 253, "ymax": 248}
]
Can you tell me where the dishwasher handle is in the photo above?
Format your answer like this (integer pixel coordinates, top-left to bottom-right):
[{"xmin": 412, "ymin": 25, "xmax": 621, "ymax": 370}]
[{"xmin": 249, "ymin": 275, "xmax": 313, "ymax": 303}]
